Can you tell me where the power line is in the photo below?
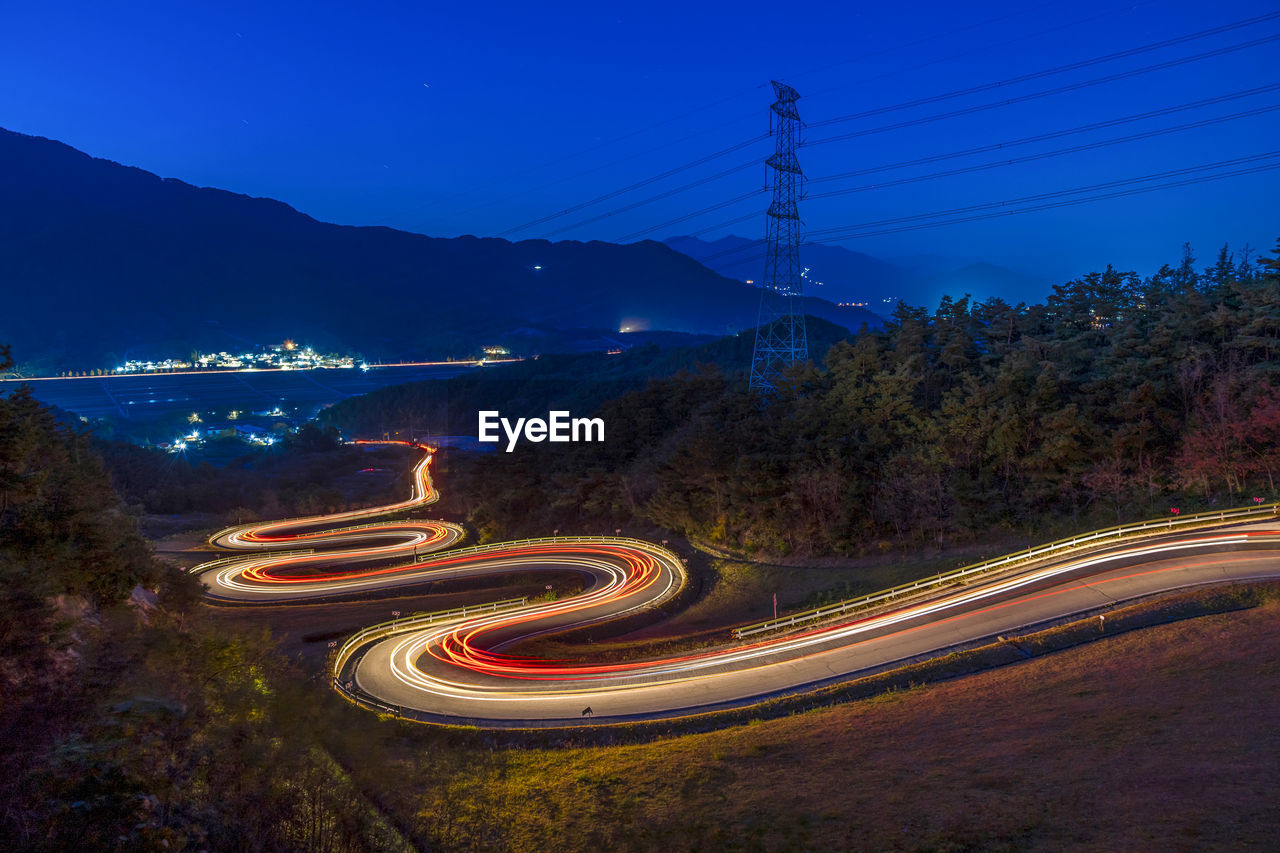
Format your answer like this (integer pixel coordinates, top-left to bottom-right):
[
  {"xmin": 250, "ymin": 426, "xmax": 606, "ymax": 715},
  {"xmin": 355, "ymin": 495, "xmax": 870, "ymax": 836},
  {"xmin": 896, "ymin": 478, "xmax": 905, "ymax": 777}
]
[
  {"xmin": 617, "ymin": 90, "xmax": 1277, "ymax": 261},
  {"xmin": 496, "ymin": 13, "xmax": 1276, "ymax": 261},
  {"xmin": 497, "ymin": 135, "xmax": 767, "ymax": 236},
  {"xmin": 808, "ymin": 9, "xmax": 1280, "ymax": 129},
  {"xmin": 786, "ymin": 0, "xmax": 1070, "ymax": 83},
  {"xmin": 489, "ymin": 8, "xmax": 1264, "ymax": 244},
  {"xmin": 804, "ymin": 33, "xmax": 1280, "ymax": 147},
  {"xmin": 560, "ymin": 80, "xmax": 1267, "ymax": 242},
  {"xmin": 695, "ymin": 155, "xmax": 1280, "ymax": 269},
  {"xmin": 461, "ymin": 115, "xmax": 762, "ymax": 220},
  {"xmin": 808, "ymin": 83, "xmax": 1280, "ymax": 185},
  {"xmin": 807, "ymin": 102, "xmax": 1280, "ymax": 200},
  {"xmin": 807, "ymin": 151, "xmax": 1280, "ymax": 240},
  {"xmin": 537, "ymin": 158, "xmax": 759, "ymax": 239},
  {"xmin": 813, "ymin": 161, "xmax": 1280, "ymax": 242},
  {"xmin": 457, "ymin": 0, "xmax": 1107, "ymax": 225},
  {"xmin": 687, "ymin": 213, "xmax": 767, "ymax": 242},
  {"xmin": 675, "ymin": 235, "xmax": 768, "ymax": 267},
  {"xmin": 802, "ymin": 0, "xmax": 1163, "ymax": 100},
  {"xmin": 648, "ymin": 153, "xmax": 1280, "ymax": 274},
  {"xmin": 687, "ymin": 99, "xmax": 1279, "ymax": 266},
  {"xmin": 615, "ymin": 189, "xmax": 767, "ymax": 242},
  {"xmin": 727, "ymin": 154, "xmax": 1280, "ymax": 273},
  {"xmin": 633, "ymin": 90, "xmax": 1280, "ymax": 250}
]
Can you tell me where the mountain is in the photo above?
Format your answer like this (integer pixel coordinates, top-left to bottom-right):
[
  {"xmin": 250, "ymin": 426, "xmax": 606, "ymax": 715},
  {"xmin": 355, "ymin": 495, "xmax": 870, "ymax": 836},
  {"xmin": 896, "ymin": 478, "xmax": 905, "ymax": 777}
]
[
  {"xmin": 664, "ymin": 235, "xmax": 1051, "ymax": 311},
  {"xmin": 912, "ymin": 261, "xmax": 1051, "ymax": 306},
  {"xmin": 320, "ymin": 315, "xmax": 859, "ymax": 438},
  {"xmin": 0, "ymin": 128, "xmax": 880, "ymax": 372}
]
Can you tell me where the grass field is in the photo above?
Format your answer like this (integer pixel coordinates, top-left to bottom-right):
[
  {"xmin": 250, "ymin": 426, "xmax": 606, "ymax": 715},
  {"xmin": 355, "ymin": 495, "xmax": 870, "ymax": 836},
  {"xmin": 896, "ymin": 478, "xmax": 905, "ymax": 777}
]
[{"xmin": 319, "ymin": 584, "xmax": 1280, "ymax": 851}]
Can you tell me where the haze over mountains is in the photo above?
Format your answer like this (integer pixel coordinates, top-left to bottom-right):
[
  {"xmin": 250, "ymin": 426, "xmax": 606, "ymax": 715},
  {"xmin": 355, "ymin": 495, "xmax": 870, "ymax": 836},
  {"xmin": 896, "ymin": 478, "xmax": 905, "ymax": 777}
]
[
  {"xmin": 663, "ymin": 235, "xmax": 1050, "ymax": 310},
  {"xmin": 0, "ymin": 127, "xmax": 880, "ymax": 373}
]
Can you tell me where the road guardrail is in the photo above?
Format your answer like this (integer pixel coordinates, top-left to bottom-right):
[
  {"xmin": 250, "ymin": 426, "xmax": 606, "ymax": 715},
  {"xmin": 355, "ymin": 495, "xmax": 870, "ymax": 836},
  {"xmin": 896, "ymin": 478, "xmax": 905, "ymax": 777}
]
[
  {"xmin": 188, "ymin": 548, "xmax": 317, "ymax": 573},
  {"xmin": 732, "ymin": 501, "xmax": 1280, "ymax": 640},
  {"xmin": 413, "ymin": 535, "xmax": 684, "ymax": 565},
  {"xmin": 206, "ymin": 442, "xmax": 439, "ymax": 545},
  {"xmin": 330, "ymin": 535, "xmax": 686, "ymax": 680},
  {"xmin": 331, "ymin": 596, "xmax": 530, "ymax": 680}
]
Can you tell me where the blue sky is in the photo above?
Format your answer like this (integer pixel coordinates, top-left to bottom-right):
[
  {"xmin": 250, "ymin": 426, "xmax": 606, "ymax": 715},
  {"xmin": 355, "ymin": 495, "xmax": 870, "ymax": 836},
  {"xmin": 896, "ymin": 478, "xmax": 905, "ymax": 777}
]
[{"xmin": 2, "ymin": 0, "xmax": 1275, "ymax": 293}]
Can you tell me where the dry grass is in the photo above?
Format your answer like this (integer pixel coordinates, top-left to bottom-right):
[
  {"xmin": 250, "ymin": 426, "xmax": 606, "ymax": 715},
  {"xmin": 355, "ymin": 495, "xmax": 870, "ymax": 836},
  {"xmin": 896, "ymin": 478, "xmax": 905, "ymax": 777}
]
[{"xmin": 347, "ymin": 589, "xmax": 1280, "ymax": 851}]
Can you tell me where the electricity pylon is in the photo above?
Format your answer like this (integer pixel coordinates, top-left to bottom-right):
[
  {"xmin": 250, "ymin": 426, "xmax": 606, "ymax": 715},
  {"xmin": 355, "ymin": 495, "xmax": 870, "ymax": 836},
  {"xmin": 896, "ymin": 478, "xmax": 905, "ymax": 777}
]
[{"xmin": 748, "ymin": 80, "xmax": 807, "ymax": 395}]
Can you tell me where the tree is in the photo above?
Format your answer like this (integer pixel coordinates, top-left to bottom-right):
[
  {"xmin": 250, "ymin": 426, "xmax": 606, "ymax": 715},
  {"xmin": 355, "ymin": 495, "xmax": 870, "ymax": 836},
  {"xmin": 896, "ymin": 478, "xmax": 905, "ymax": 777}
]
[
  {"xmin": 284, "ymin": 422, "xmax": 341, "ymax": 453},
  {"xmin": 1259, "ymin": 237, "xmax": 1280, "ymax": 280}
]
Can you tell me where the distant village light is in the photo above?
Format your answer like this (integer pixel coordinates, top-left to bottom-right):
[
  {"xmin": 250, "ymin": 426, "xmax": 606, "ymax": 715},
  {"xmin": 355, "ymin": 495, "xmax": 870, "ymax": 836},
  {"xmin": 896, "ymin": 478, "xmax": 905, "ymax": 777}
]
[{"xmin": 112, "ymin": 343, "xmax": 354, "ymax": 376}]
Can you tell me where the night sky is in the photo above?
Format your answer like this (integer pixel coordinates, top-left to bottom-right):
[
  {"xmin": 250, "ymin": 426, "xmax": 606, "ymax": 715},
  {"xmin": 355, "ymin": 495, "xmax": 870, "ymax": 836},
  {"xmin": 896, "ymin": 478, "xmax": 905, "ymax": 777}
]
[{"xmin": 3, "ymin": 0, "xmax": 1275, "ymax": 294}]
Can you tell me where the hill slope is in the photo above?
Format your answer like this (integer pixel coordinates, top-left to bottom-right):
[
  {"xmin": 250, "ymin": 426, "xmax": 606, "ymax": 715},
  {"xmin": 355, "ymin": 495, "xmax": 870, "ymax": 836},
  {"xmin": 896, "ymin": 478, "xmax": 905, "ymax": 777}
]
[
  {"xmin": 320, "ymin": 315, "xmax": 856, "ymax": 437},
  {"xmin": 0, "ymin": 128, "xmax": 880, "ymax": 371},
  {"xmin": 665, "ymin": 234, "xmax": 1050, "ymax": 308}
]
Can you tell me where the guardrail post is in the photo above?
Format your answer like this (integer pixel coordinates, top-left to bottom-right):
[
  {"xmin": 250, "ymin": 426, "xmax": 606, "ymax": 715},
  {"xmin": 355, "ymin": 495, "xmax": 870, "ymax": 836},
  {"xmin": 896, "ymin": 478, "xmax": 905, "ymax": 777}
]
[{"xmin": 727, "ymin": 500, "xmax": 1273, "ymax": 641}]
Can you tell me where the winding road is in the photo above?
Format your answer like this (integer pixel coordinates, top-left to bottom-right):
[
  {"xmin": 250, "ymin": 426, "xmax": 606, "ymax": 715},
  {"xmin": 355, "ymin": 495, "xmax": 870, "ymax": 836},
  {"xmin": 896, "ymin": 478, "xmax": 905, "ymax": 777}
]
[{"xmin": 195, "ymin": 441, "xmax": 1280, "ymax": 726}]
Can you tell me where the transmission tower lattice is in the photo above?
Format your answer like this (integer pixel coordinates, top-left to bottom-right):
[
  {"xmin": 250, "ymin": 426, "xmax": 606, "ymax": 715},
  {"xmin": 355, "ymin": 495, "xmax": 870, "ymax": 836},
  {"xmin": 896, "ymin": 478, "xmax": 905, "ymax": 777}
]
[{"xmin": 748, "ymin": 80, "xmax": 808, "ymax": 395}]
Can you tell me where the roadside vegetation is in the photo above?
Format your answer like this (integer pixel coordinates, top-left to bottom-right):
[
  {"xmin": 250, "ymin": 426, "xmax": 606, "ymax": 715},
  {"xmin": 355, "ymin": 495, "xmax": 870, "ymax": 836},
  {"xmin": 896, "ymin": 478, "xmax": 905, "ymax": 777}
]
[
  {"xmin": 327, "ymin": 583, "xmax": 1280, "ymax": 851},
  {"xmin": 95, "ymin": 424, "xmax": 414, "ymax": 534},
  {"xmin": 0, "ymin": 354, "xmax": 409, "ymax": 851},
  {"xmin": 365, "ymin": 239, "xmax": 1280, "ymax": 559},
  {"xmin": 4, "ymin": 237, "xmax": 1280, "ymax": 852}
]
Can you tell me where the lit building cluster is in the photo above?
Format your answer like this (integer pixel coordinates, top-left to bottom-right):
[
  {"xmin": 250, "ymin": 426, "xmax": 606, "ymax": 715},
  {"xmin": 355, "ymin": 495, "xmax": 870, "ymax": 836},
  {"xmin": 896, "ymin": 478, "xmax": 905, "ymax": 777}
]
[
  {"xmin": 115, "ymin": 342, "xmax": 354, "ymax": 374},
  {"xmin": 162, "ymin": 408, "xmax": 293, "ymax": 453},
  {"xmin": 116, "ymin": 357, "xmax": 194, "ymax": 373}
]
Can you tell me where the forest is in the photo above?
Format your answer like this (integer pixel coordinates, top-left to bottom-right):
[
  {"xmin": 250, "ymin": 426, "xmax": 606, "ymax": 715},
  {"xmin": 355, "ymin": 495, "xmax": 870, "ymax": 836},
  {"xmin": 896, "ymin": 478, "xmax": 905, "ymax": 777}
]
[
  {"xmin": 1, "ymin": 238, "xmax": 1277, "ymax": 848},
  {"xmin": 95, "ymin": 423, "xmax": 404, "ymax": 526},
  {"xmin": 318, "ymin": 317, "xmax": 858, "ymax": 438},
  {"xmin": 425, "ymin": 241, "xmax": 1280, "ymax": 554},
  {"xmin": 0, "ymin": 347, "xmax": 410, "ymax": 850}
]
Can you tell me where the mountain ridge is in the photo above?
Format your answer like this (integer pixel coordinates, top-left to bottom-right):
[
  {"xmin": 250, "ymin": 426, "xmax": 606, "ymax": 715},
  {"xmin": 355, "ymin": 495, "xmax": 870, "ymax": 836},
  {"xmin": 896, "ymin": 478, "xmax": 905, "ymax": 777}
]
[
  {"xmin": 663, "ymin": 234, "xmax": 1050, "ymax": 309},
  {"xmin": 0, "ymin": 127, "xmax": 879, "ymax": 372}
]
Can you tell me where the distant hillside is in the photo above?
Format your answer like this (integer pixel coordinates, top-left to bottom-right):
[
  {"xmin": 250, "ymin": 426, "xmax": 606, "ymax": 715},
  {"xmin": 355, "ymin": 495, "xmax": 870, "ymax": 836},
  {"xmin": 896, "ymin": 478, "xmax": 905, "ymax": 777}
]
[
  {"xmin": 920, "ymin": 261, "xmax": 1051, "ymax": 305},
  {"xmin": 664, "ymin": 235, "xmax": 1049, "ymax": 309},
  {"xmin": 320, "ymin": 315, "xmax": 856, "ymax": 437},
  {"xmin": 0, "ymin": 128, "xmax": 880, "ymax": 372}
]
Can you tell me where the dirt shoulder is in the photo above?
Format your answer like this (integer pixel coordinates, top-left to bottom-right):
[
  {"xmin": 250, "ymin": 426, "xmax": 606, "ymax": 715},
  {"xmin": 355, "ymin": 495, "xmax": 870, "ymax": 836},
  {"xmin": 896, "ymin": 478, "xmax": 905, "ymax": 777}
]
[{"xmin": 357, "ymin": 584, "xmax": 1280, "ymax": 851}]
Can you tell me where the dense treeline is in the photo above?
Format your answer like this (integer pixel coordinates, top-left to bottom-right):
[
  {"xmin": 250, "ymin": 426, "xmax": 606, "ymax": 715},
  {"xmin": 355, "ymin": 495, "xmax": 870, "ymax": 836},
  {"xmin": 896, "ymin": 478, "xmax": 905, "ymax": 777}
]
[
  {"xmin": 0, "ymin": 381, "xmax": 160, "ymax": 608},
  {"xmin": 95, "ymin": 424, "xmax": 412, "ymax": 524},
  {"xmin": 320, "ymin": 317, "xmax": 858, "ymax": 437},
  {"xmin": 0, "ymin": 350, "xmax": 401, "ymax": 851},
  {"xmin": 441, "ymin": 240, "xmax": 1280, "ymax": 554}
]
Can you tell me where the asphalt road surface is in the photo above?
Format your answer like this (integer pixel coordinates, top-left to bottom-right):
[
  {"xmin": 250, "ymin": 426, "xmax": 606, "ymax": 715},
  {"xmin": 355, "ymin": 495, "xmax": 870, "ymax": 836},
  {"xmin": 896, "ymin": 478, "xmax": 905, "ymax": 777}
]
[{"xmin": 195, "ymin": 442, "xmax": 1280, "ymax": 726}]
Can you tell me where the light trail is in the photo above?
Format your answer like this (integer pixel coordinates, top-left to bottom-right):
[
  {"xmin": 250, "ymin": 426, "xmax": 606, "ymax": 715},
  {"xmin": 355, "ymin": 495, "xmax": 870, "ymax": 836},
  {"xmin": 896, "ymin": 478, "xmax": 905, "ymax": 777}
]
[{"xmin": 195, "ymin": 444, "xmax": 1280, "ymax": 725}]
